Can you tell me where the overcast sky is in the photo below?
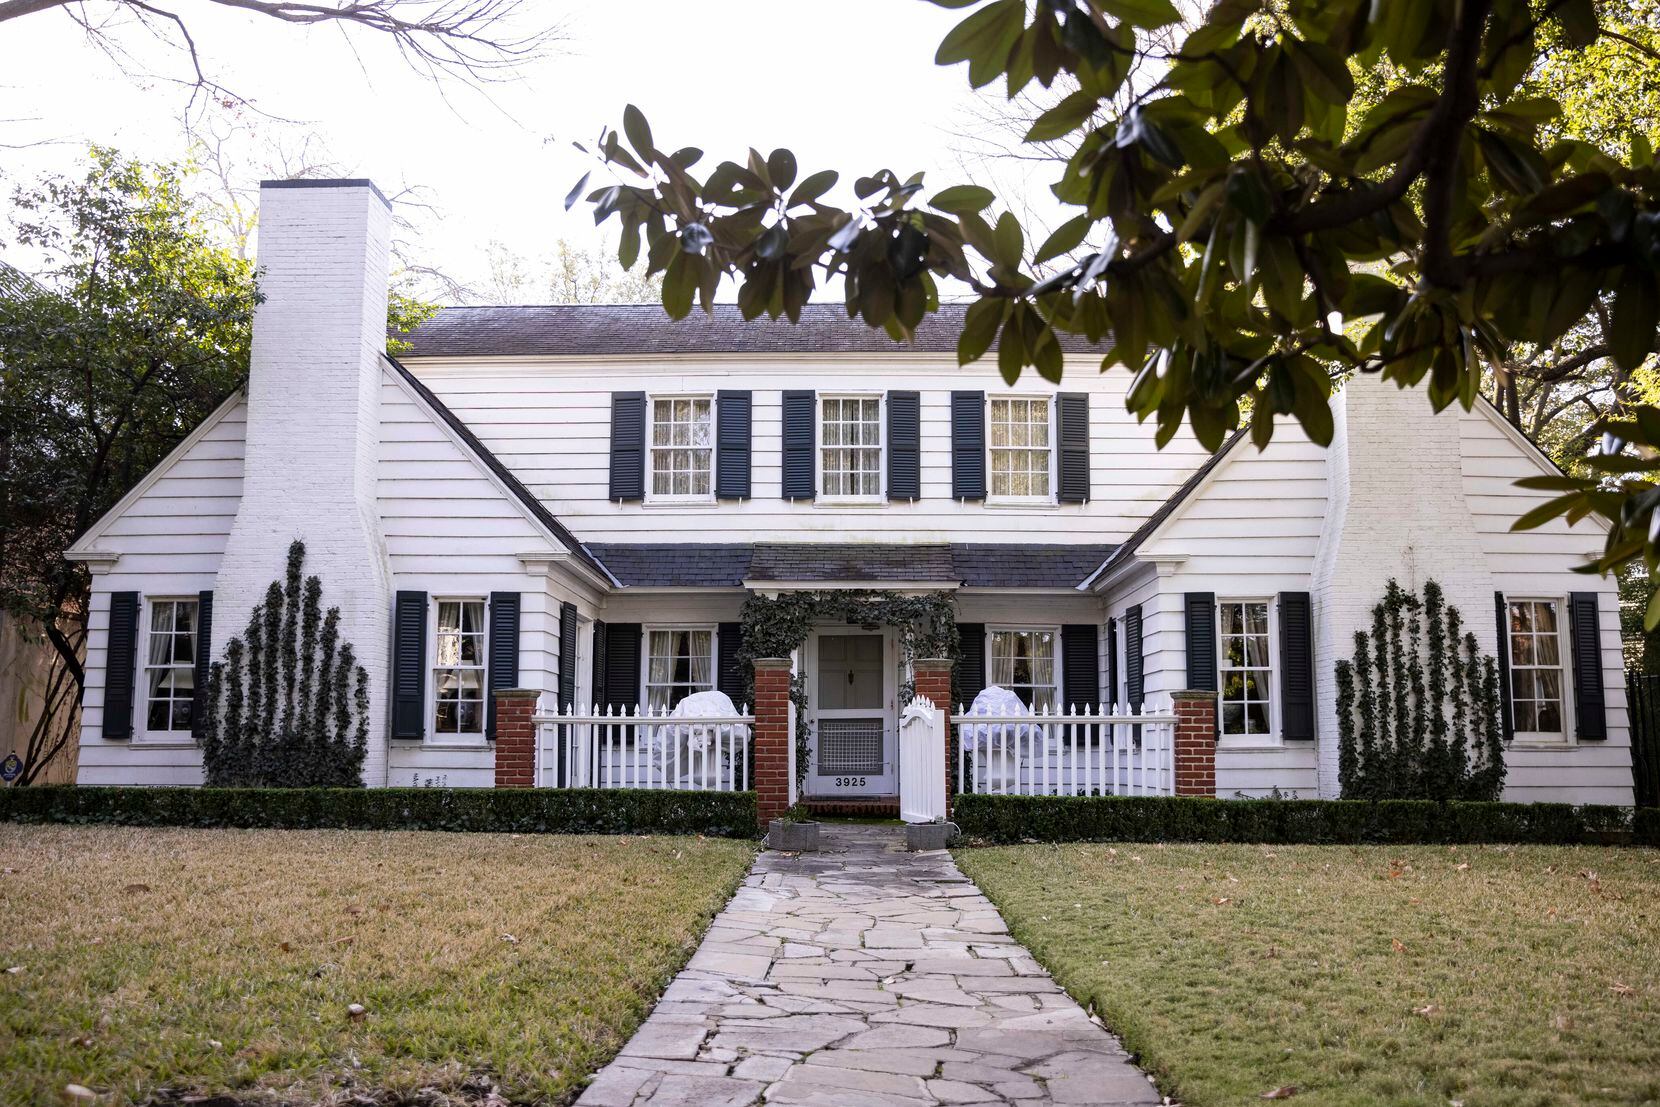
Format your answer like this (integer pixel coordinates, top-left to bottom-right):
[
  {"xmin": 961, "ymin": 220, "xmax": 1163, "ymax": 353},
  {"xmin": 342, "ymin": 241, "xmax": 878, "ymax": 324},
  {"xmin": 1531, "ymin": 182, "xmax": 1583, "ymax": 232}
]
[{"xmin": 0, "ymin": 1, "xmax": 1057, "ymax": 301}]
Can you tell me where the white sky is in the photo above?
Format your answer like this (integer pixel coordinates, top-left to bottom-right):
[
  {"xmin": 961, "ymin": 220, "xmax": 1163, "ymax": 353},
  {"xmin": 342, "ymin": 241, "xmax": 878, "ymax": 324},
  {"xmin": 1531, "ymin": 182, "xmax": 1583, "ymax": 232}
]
[{"xmin": 0, "ymin": 1, "xmax": 1057, "ymax": 300}]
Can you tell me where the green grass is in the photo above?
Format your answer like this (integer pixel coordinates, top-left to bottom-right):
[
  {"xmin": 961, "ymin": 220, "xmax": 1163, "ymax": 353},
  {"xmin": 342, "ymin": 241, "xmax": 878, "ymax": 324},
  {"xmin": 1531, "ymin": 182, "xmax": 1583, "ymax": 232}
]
[
  {"xmin": 957, "ymin": 841, "xmax": 1660, "ymax": 1107},
  {"xmin": 0, "ymin": 825, "xmax": 754, "ymax": 1106}
]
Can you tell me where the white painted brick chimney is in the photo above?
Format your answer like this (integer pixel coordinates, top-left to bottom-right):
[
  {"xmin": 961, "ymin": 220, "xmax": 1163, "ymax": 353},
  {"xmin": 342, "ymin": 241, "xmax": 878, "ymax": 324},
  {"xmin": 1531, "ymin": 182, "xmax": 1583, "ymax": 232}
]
[
  {"xmin": 213, "ymin": 180, "xmax": 394, "ymax": 785},
  {"xmin": 1311, "ymin": 373, "xmax": 1496, "ymax": 796}
]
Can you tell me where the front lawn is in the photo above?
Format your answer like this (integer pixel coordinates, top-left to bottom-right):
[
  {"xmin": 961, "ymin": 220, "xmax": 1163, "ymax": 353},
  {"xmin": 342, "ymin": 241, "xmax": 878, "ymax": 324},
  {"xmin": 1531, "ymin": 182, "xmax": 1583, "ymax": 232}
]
[
  {"xmin": 0, "ymin": 825, "xmax": 754, "ymax": 1106},
  {"xmin": 957, "ymin": 842, "xmax": 1660, "ymax": 1107}
]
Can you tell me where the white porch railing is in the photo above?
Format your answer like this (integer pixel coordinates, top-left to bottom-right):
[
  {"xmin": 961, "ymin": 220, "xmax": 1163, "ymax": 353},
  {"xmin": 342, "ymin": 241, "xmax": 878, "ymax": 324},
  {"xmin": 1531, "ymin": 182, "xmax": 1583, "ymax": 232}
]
[
  {"xmin": 955, "ymin": 700, "xmax": 1177, "ymax": 797},
  {"xmin": 533, "ymin": 704, "xmax": 753, "ymax": 791}
]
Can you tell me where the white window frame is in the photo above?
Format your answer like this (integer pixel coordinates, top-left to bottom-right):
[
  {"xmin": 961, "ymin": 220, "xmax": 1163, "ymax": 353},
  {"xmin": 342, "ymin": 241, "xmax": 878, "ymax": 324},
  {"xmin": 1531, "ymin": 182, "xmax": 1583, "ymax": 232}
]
[
  {"xmin": 641, "ymin": 625, "xmax": 719, "ymax": 711},
  {"xmin": 645, "ymin": 393, "xmax": 716, "ymax": 505},
  {"xmin": 1506, "ymin": 596, "xmax": 1574, "ymax": 745},
  {"xmin": 138, "ymin": 596, "xmax": 200, "ymax": 743},
  {"xmin": 1216, "ymin": 598, "xmax": 1279, "ymax": 746},
  {"xmin": 986, "ymin": 395, "xmax": 1057, "ymax": 504},
  {"xmin": 987, "ymin": 625, "xmax": 1061, "ymax": 712},
  {"xmin": 428, "ymin": 595, "xmax": 489, "ymax": 743},
  {"xmin": 816, "ymin": 392, "xmax": 885, "ymax": 503}
]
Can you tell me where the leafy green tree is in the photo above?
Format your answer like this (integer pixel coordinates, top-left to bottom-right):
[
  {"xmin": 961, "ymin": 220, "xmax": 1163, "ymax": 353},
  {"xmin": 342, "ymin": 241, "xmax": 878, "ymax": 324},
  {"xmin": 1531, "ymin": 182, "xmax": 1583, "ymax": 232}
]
[{"xmin": 577, "ymin": 0, "xmax": 1660, "ymax": 619}]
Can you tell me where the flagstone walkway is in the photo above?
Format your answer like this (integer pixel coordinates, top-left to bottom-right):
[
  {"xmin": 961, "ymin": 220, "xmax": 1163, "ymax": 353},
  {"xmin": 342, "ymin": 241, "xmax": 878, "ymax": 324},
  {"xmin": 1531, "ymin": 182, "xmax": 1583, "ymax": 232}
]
[{"xmin": 576, "ymin": 825, "xmax": 1161, "ymax": 1106}]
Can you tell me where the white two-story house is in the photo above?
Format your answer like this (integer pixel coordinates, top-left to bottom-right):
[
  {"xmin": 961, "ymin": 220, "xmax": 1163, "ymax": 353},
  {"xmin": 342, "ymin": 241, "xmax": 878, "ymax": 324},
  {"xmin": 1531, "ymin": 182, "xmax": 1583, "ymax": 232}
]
[{"xmin": 64, "ymin": 179, "xmax": 1635, "ymax": 806}]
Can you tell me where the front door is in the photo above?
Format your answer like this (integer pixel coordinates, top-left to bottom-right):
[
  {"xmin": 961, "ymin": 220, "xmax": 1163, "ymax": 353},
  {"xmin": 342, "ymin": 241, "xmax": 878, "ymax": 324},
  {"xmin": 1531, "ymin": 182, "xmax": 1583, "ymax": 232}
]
[{"xmin": 807, "ymin": 630, "xmax": 896, "ymax": 797}]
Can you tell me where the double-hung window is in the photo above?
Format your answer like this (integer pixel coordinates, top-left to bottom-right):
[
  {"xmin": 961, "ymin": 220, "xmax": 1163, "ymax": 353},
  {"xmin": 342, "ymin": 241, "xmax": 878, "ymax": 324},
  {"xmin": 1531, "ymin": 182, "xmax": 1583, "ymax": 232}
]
[
  {"xmin": 645, "ymin": 629, "xmax": 715, "ymax": 710},
  {"xmin": 649, "ymin": 396, "xmax": 714, "ymax": 501},
  {"xmin": 989, "ymin": 397, "xmax": 1052, "ymax": 501},
  {"xmin": 433, "ymin": 599, "xmax": 486, "ymax": 736},
  {"xmin": 989, "ymin": 628, "xmax": 1058, "ymax": 711},
  {"xmin": 1508, "ymin": 598, "xmax": 1567, "ymax": 739},
  {"xmin": 1218, "ymin": 600, "xmax": 1274, "ymax": 739},
  {"xmin": 143, "ymin": 598, "xmax": 198, "ymax": 735},
  {"xmin": 819, "ymin": 395, "xmax": 882, "ymax": 500}
]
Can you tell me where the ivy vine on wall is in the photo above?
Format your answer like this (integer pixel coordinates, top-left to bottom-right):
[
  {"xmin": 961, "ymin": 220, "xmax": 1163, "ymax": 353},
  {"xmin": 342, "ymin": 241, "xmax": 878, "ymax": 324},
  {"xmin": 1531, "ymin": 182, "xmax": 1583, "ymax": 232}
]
[
  {"xmin": 1334, "ymin": 579, "xmax": 1506, "ymax": 802},
  {"xmin": 735, "ymin": 590, "xmax": 960, "ymax": 788}
]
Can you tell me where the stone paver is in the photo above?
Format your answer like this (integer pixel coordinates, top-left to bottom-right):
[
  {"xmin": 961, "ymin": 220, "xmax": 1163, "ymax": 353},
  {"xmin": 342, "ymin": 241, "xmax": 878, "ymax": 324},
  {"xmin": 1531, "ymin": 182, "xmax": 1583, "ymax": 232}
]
[{"xmin": 577, "ymin": 826, "xmax": 1161, "ymax": 1106}]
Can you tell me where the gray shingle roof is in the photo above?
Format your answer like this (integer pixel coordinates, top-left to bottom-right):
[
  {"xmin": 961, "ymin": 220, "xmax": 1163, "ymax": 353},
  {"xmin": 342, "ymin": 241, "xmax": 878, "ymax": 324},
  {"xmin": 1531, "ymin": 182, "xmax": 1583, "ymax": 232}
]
[
  {"xmin": 585, "ymin": 542, "xmax": 1120, "ymax": 589},
  {"xmin": 397, "ymin": 302, "xmax": 1107, "ymax": 359}
]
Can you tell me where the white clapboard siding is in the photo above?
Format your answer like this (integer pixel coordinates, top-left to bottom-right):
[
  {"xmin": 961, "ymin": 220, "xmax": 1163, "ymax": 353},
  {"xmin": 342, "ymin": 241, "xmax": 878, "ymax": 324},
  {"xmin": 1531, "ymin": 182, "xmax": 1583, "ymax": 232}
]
[{"xmin": 402, "ymin": 355, "xmax": 1217, "ymax": 544}]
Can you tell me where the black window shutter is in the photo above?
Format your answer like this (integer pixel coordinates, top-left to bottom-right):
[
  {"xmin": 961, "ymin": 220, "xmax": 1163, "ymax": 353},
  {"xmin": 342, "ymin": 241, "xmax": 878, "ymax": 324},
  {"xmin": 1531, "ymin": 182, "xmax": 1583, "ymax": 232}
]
[
  {"xmin": 1061, "ymin": 624, "xmax": 1100, "ymax": 709},
  {"xmin": 1106, "ymin": 616, "xmax": 1119, "ymax": 707},
  {"xmin": 191, "ymin": 590, "xmax": 214, "ymax": 739},
  {"xmin": 1184, "ymin": 592, "xmax": 1218, "ymax": 691},
  {"xmin": 1570, "ymin": 591, "xmax": 1607, "ymax": 740},
  {"xmin": 485, "ymin": 592, "xmax": 520, "ymax": 740},
  {"xmin": 781, "ymin": 389, "xmax": 815, "ymax": 500},
  {"xmin": 715, "ymin": 390, "xmax": 752, "ymax": 499},
  {"xmin": 1056, "ymin": 392, "xmax": 1091, "ymax": 504},
  {"xmin": 717, "ymin": 622, "xmax": 746, "ymax": 703},
  {"xmin": 603, "ymin": 622, "xmax": 643, "ymax": 710},
  {"xmin": 1125, "ymin": 604, "xmax": 1144, "ymax": 709},
  {"xmin": 103, "ymin": 591, "xmax": 140, "ymax": 741},
  {"xmin": 558, "ymin": 601, "xmax": 578, "ymax": 710},
  {"xmin": 1278, "ymin": 592, "xmax": 1315, "ymax": 740},
  {"xmin": 957, "ymin": 623, "xmax": 986, "ymax": 707},
  {"xmin": 950, "ymin": 391, "xmax": 986, "ymax": 500},
  {"xmin": 391, "ymin": 591, "xmax": 427, "ymax": 739},
  {"xmin": 1494, "ymin": 592, "xmax": 1514, "ymax": 740},
  {"xmin": 590, "ymin": 620, "xmax": 608, "ymax": 710},
  {"xmin": 887, "ymin": 390, "xmax": 921, "ymax": 500},
  {"xmin": 608, "ymin": 392, "xmax": 646, "ymax": 501}
]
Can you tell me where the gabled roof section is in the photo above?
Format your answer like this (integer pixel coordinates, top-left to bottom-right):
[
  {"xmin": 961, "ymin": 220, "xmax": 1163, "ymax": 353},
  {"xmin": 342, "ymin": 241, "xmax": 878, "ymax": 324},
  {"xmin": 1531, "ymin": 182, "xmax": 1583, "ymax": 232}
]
[
  {"xmin": 384, "ymin": 355, "xmax": 616, "ymax": 584},
  {"xmin": 0, "ymin": 260, "xmax": 43, "ymax": 300}
]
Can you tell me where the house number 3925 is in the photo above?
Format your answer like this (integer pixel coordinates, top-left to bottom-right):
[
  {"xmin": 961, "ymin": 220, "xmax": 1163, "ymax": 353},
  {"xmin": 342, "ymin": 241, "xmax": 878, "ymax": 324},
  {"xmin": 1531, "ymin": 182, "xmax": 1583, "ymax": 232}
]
[{"xmin": 835, "ymin": 776, "xmax": 867, "ymax": 788}]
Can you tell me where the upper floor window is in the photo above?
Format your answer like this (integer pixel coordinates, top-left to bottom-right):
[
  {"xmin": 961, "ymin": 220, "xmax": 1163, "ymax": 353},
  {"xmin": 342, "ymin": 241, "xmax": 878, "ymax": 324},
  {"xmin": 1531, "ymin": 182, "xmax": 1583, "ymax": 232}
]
[
  {"xmin": 650, "ymin": 396, "xmax": 713, "ymax": 501},
  {"xmin": 989, "ymin": 397, "xmax": 1052, "ymax": 501},
  {"xmin": 144, "ymin": 598, "xmax": 198, "ymax": 734},
  {"xmin": 820, "ymin": 395, "xmax": 882, "ymax": 500},
  {"xmin": 990, "ymin": 628, "xmax": 1057, "ymax": 711},
  {"xmin": 1219, "ymin": 600, "xmax": 1273, "ymax": 739},
  {"xmin": 1508, "ymin": 599, "xmax": 1566, "ymax": 738},
  {"xmin": 434, "ymin": 599, "xmax": 486, "ymax": 736},
  {"xmin": 645, "ymin": 628, "xmax": 714, "ymax": 710}
]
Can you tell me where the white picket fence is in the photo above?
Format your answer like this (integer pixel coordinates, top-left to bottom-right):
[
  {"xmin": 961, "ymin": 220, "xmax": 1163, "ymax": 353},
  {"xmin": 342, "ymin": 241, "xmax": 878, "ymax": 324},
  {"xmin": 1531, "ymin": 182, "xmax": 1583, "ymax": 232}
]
[
  {"xmin": 533, "ymin": 704, "xmax": 754, "ymax": 791},
  {"xmin": 954, "ymin": 701, "xmax": 1176, "ymax": 797},
  {"xmin": 898, "ymin": 695, "xmax": 948, "ymax": 824}
]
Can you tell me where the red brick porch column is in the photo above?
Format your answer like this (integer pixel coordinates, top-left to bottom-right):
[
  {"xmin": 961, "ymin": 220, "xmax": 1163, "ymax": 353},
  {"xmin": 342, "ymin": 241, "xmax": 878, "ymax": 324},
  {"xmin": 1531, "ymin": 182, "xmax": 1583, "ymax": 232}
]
[
  {"xmin": 912, "ymin": 658, "xmax": 954, "ymax": 811},
  {"xmin": 1172, "ymin": 690, "xmax": 1218, "ymax": 797},
  {"xmin": 492, "ymin": 688, "xmax": 540, "ymax": 788},
  {"xmin": 752, "ymin": 658, "xmax": 793, "ymax": 827}
]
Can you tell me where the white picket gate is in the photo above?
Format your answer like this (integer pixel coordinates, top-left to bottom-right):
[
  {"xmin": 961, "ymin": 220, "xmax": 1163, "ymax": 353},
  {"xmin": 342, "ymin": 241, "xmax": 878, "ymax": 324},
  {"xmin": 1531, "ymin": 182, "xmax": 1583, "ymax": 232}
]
[
  {"xmin": 533, "ymin": 704, "xmax": 754, "ymax": 791},
  {"xmin": 898, "ymin": 695, "xmax": 948, "ymax": 824},
  {"xmin": 955, "ymin": 701, "xmax": 1176, "ymax": 797}
]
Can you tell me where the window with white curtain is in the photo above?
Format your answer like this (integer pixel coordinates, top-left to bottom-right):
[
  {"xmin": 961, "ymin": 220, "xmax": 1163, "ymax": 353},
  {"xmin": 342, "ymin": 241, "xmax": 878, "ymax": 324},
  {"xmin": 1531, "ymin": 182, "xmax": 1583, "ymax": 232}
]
[
  {"xmin": 144, "ymin": 598, "xmax": 198, "ymax": 734},
  {"xmin": 645, "ymin": 629, "xmax": 714, "ymax": 710},
  {"xmin": 990, "ymin": 628, "xmax": 1058, "ymax": 711},
  {"xmin": 649, "ymin": 396, "xmax": 714, "ymax": 500},
  {"xmin": 433, "ymin": 599, "xmax": 486, "ymax": 735},
  {"xmin": 1508, "ymin": 598, "xmax": 1567, "ymax": 738},
  {"xmin": 819, "ymin": 395, "xmax": 882, "ymax": 499},
  {"xmin": 1218, "ymin": 600, "xmax": 1273, "ymax": 738},
  {"xmin": 989, "ymin": 397, "xmax": 1051, "ymax": 500}
]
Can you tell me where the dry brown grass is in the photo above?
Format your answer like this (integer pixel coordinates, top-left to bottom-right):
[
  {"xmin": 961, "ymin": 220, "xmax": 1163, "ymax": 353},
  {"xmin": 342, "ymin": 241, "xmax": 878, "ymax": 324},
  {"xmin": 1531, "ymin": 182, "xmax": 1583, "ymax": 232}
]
[
  {"xmin": 0, "ymin": 824, "xmax": 754, "ymax": 1106},
  {"xmin": 959, "ymin": 841, "xmax": 1660, "ymax": 1107}
]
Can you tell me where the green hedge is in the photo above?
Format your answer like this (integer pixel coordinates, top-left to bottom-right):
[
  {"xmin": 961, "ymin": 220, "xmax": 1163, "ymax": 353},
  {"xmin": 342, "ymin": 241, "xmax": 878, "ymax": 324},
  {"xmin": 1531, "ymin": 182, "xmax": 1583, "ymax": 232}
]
[
  {"xmin": 0, "ymin": 786, "xmax": 758, "ymax": 839},
  {"xmin": 954, "ymin": 793, "xmax": 1658, "ymax": 847}
]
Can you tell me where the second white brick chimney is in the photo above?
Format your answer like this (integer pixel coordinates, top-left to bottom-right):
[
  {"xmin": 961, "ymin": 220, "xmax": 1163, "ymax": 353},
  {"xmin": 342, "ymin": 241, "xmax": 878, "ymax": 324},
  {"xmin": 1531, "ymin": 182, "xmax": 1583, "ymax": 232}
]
[{"xmin": 213, "ymin": 179, "xmax": 394, "ymax": 784}]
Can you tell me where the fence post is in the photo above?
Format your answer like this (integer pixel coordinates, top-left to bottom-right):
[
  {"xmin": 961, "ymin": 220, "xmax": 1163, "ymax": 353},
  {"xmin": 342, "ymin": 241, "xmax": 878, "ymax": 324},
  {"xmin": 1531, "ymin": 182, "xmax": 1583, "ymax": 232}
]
[
  {"xmin": 912, "ymin": 658, "xmax": 954, "ymax": 814},
  {"xmin": 1171, "ymin": 690, "xmax": 1217, "ymax": 797},
  {"xmin": 753, "ymin": 658, "xmax": 793, "ymax": 828},
  {"xmin": 492, "ymin": 689, "xmax": 541, "ymax": 788}
]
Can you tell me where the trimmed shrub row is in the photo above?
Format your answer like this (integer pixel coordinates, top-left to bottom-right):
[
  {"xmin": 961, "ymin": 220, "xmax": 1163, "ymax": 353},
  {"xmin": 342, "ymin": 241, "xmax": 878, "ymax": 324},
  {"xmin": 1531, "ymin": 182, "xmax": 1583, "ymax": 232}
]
[
  {"xmin": 0, "ymin": 786, "xmax": 758, "ymax": 839},
  {"xmin": 955, "ymin": 793, "xmax": 1660, "ymax": 847}
]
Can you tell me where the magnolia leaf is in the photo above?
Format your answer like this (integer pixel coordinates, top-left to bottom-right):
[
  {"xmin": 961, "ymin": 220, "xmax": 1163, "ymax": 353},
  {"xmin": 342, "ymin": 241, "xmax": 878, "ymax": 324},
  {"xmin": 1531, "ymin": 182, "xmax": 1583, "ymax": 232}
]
[
  {"xmin": 622, "ymin": 104, "xmax": 654, "ymax": 161},
  {"xmin": 1034, "ymin": 214, "xmax": 1093, "ymax": 264},
  {"xmin": 929, "ymin": 185, "xmax": 997, "ymax": 214}
]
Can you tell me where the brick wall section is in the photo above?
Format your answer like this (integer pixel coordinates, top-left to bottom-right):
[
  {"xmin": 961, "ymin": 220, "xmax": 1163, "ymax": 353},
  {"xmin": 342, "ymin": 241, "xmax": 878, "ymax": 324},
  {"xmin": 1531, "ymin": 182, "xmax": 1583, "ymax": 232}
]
[
  {"xmin": 1172, "ymin": 690, "xmax": 1218, "ymax": 797},
  {"xmin": 752, "ymin": 659, "xmax": 793, "ymax": 826},
  {"xmin": 492, "ymin": 689, "xmax": 540, "ymax": 788},
  {"xmin": 912, "ymin": 658, "xmax": 954, "ymax": 812}
]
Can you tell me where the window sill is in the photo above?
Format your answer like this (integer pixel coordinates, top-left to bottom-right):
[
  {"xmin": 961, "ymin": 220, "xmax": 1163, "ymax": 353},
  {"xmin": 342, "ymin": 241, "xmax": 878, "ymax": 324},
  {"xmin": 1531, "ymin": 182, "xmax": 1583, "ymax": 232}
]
[
  {"xmin": 640, "ymin": 499, "xmax": 719, "ymax": 510},
  {"xmin": 1216, "ymin": 739, "xmax": 1285, "ymax": 752},
  {"xmin": 984, "ymin": 499, "xmax": 1061, "ymax": 510},
  {"xmin": 815, "ymin": 497, "xmax": 886, "ymax": 508},
  {"xmin": 1507, "ymin": 738, "xmax": 1577, "ymax": 750},
  {"xmin": 131, "ymin": 737, "xmax": 199, "ymax": 749}
]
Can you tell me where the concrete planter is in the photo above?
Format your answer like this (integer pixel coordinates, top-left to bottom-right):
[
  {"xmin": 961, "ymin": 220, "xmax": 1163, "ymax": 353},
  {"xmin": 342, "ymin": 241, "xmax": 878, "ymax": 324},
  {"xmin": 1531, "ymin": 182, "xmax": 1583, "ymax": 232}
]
[
  {"xmin": 905, "ymin": 821, "xmax": 956, "ymax": 851},
  {"xmin": 767, "ymin": 819, "xmax": 821, "ymax": 851}
]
